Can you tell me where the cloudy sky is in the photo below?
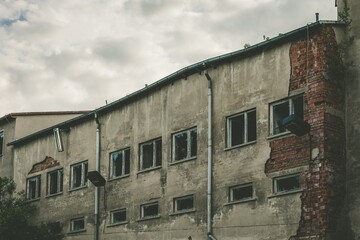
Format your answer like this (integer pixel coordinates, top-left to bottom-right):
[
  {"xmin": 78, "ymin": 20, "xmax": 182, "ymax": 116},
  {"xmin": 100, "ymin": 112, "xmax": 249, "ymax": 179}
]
[{"xmin": 0, "ymin": 0, "xmax": 337, "ymax": 117}]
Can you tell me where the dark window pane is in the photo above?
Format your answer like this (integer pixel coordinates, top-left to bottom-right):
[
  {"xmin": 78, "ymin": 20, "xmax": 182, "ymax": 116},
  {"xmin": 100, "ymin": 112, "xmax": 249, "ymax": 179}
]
[
  {"xmin": 247, "ymin": 111, "xmax": 257, "ymax": 142},
  {"xmin": 176, "ymin": 196, "xmax": 194, "ymax": 212},
  {"xmin": 73, "ymin": 165, "xmax": 82, "ymax": 188},
  {"xmin": 112, "ymin": 210, "xmax": 126, "ymax": 223},
  {"xmin": 72, "ymin": 219, "xmax": 85, "ymax": 231},
  {"xmin": 175, "ymin": 132, "xmax": 188, "ymax": 161},
  {"xmin": 276, "ymin": 175, "xmax": 300, "ymax": 193},
  {"xmin": 142, "ymin": 142, "xmax": 154, "ymax": 169},
  {"xmin": 155, "ymin": 139, "xmax": 162, "ymax": 167},
  {"xmin": 293, "ymin": 96, "xmax": 304, "ymax": 119},
  {"xmin": 49, "ymin": 172, "xmax": 58, "ymax": 195},
  {"xmin": 143, "ymin": 203, "xmax": 158, "ymax": 217},
  {"xmin": 231, "ymin": 185, "xmax": 253, "ymax": 201},
  {"xmin": 230, "ymin": 115, "xmax": 245, "ymax": 146},
  {"xmin": 113, "ymin": 151, "xmax": 123, "ymax": 177},
  {"xmin": 29, "ymin": 179, "xmax": 36, "ymax": 199},
  {"xmin": 190, "ymin": 129, "xmax": 197, "ymax": 157},
  {"xmin": 59, "ymin": 170, "xmax": 63, "ymax": 192},
  {"xmin": 273, "ymin": 102, "xmax": 289, "ymax": 134},
  {"xmin": 0, "ymin": 131, "xmax": 3, "ymax": 155},
  {"xmin": 124, "ymin": 149, "xmax": 130, "ymax": 174}
]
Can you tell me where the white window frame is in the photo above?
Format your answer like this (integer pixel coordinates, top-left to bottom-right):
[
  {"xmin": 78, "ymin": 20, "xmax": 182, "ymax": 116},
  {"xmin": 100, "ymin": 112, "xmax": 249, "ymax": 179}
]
[
  {"xmin": 47, "ymin": 168, "xmax": 63, "ymax": 196},
  {"xmin": 269, "ymin": 95, "xmax": 304, "ymax": 136},
  {"xmin": 172, "ymin": 127, "xmax": 197, "ymax": 162},
  {"xmin": 140, "ymin": 202, "xmax": 159, "ymax": 219},
  {"xmin": 226, "ymin": 109, "xmax": 256, "ymax": 147},
  {"xmin": 26, "ymin": 175, "xmax": 41, "ymax": 200},
  {"xmin": 70, "ymin": 217, "xmax": 85, "ymax": 232},
  {"xmin": 70, "ymin": 161, "xmax": 88, "ymax": 190},
  {"xmin": 229, "ymin": 183, "xmax": 253, "ymax": 202},
  {"xmin": 110, "ymin": 208, "xmax": 127, "ymax": 224},
  {"xmin": 109, "ymin": 148, "xmax": 130, "ymax": 179},
  {"xmin": 173, "ymin": 194, "xmax": 194, "ymax": 213},
  {"xmin": 0, "ymin": 130, "xmax": 4, "ymax": 156},
  {"xmin": 273, "ymin": 173, "xmax": 301, "ymax": 194},
  {"xmin": 139, "ymin": 138, "xmax": 162, "ymax": 170}
]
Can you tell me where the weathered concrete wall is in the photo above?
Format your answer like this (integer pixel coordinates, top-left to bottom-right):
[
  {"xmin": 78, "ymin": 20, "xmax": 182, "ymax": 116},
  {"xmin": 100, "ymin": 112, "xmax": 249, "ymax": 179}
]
[
  {"xmin": 338, "ymin": 0, "xmax": 360, "ymax": 238},
  {"xmin": 0, "ymin": 119, "xmax": 15, "ymax": 178}
]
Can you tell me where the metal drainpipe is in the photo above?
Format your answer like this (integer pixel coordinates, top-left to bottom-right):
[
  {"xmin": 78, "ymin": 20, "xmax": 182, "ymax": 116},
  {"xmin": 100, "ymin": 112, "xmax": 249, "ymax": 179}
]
[
  {"xmin": 204, "ymin": 70, "xmax": 216, "ymax": 240},
  {"xmin": 94, "ymin": 113, "xmax": 100, "ymax": 240}
]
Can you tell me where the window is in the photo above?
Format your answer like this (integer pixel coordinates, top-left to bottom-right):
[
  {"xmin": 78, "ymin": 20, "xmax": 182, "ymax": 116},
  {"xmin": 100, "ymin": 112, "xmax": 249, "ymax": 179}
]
[
  {"xmin": 229, "ymin": 183, "xmax": 253, "ymax": 202},
  {"xmin": 70, "ymin": 217, "xmax": 85, "ymax": 232},
  {"xmin": 47, "ymin": 169, "xmax": 63, "ymax": 195},
  {"xmin": 110, "ymin": 209, "xmax": 127, "ymax": 224},
  {"xmin": 70, "ymin": 161, "xmax": 88, "ymax": 189},
  {"xmin": 273, "ymin": 174, "xmax": 300, "ymax": 194},
  {"xmin": 173, "ymin": 195, "xmax": 194, "ymax": 213},
  {"xmin": 0, "ymin": 131, "xmax": 3, "ymax": 156},
  {"xmin": 172, "ymin": 128, "xmax": 197, "ymax": 162},
  {"xmin": 110, "ymin": 148, "xmax": 130, "ymax": 179},
  {"xmin": 270, "ymin": 95, "xmax": 304, "ymax": 135},
  {"xmin": 140, "ymin": 202, "xmax": 159, "ymax": 219},
  {"xmin": 140, "ymin": 138, "xmax": 161, "ymax": 170},
  {"xmin": 227, "ymin": 109, "xmax": 256, "ymax": 147},
  {"xmin": 26, "ymin": 175, "xmax": 41, "ymax": 200}
]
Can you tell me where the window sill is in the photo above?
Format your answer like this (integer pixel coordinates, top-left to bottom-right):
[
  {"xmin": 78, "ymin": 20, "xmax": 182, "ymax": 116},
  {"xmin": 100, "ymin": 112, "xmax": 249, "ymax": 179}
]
[
  {"xmin": 137, "ymin": 166, "xmax": 162, "ymax": 174},
  {"xmin": 46, "ymin": 192, "xmax": 63, "ymax": 198},
  {"xmin": 170, "ymin": 157, "xmax": 196, "ymax": 166},
  {"xmin": 26, "ymin": 198, "xmax": 40, "ymax": 203},
  {"xmin": 68, "ymin": 229, "xmax": 86, "ymax": 235},
  {"xmin": 69, "ymin": 185, "xmax": 88, "ymax": 192},
  {"xmin": 268, "ymin": 189, "xmax": 303, "ymax": 198},
  {"xmin": 169, "ymin": 209, "xmax": 196, "ymax": 216},
  {"xmin": 267, "ymin": 131, "xmax": 293, "ymax": 140},
  {"xmin": 108, "ymin": 174, "xmax": 130, "ymax": 182},
  {"xmin": 224, "ymin": 198, "xmax": 257, "ymax": 206},
  {"xmin": 107, "ymin": 221, "xmax": 128, "ymax": 227},
  {"xmin": 225, "ymin": 141, "xmax": 257, "ymax": 151},
  {"xmin": 137, "ymin": 215, "xmax": 161, "ymax": 222}
]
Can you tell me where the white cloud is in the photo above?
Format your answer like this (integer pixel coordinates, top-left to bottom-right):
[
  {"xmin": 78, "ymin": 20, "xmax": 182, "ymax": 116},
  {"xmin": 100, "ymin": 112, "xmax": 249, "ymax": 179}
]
[{"xmin": 0, "ymin": 0, "xmax": 337, "ymax": 116}]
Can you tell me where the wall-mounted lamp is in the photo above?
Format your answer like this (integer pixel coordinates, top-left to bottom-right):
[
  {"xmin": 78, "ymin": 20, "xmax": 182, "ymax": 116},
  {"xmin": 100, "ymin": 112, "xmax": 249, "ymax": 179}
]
[
  {"xmin": 87, "ymin": 171, "xmax": 106, "ymax": 187},
  {"xmin": 282, "ymin": 114, "xmax": 310, "ymax": 136}
]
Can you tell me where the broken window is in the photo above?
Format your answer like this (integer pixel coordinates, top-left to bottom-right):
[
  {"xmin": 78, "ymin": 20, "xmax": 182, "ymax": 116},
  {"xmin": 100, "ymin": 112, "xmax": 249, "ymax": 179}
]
[
  {"xmin": 0, "ymin": 131, "xmax": 3, "ymax": 156},
  {"xmin": 140, "ymin": 202, "xmax": 159, "ymax": 219},
  {"xmin": 47, "ymin": 168, "xmax": 63, "ymax": 195},
  {"xmin": 70, "ymin": 217, "xmax": 85, "ymax": 232},
  {"xmin": 110, "ymin": 208, "xmax": 127, "ymax": 224},
  {"xmin": 110, "ymin": 148, "xmax": 130, "ymax": 179},
  {"xmin": 229, "ymin": 183, "xmax": 253, "ymax": 202},
  {"xmin": 270, "ymin": 95, "xmax": 304, "ymax": 135},
  {"xmin": 26, "ymin": 175, "xmax": 41, "ymax": 200},
  {"xmin": 174, "ymin": 195, "xmax": 194, "ymax": 213},
  {"xmin": 140, "ymin": 138, "xmax": 162, "ymax": 170},
  {"xmin": 70, "ymin": 161, "xmax": 88, "ymax": 189},
  {"xmin": 173, "ymin": 128, "xmax": 197, "ymax": 162},
  {"xmin": 227, "ymin": 109, "xmax": 256, "ymax": 147},
  {"xmin": 274, "ymin": 174, "xmax": 300, "ymax": 193}
]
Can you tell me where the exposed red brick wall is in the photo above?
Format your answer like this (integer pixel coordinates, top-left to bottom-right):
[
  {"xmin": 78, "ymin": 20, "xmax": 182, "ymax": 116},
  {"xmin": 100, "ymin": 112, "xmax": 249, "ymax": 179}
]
[
  {"xmin": 265, "ymin": 26, "xmax": 345, "ymax": 239},
  {"xmin": 28, "ymin": 156, "xmax": 60, "ymax": 174}
]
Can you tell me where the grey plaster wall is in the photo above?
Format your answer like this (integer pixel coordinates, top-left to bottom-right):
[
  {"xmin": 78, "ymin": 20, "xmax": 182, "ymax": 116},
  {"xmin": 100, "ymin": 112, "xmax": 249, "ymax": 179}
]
[{"xmin": 13, "ymin": 41, "xmax": 305, "ymax": 240}]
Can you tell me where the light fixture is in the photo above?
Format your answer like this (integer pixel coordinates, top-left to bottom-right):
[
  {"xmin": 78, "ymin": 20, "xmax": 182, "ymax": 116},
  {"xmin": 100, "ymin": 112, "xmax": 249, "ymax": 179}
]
[
  {"xmin": 87, "ymin": 171, "xmax": 106, "ymax": 187},
  {"xmin": 282, "ymin": 114, "xmax": 310, "ymax": 136}
]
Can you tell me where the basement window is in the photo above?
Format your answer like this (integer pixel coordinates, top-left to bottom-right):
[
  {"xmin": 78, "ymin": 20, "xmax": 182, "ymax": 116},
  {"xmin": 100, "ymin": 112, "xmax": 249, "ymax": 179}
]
[
  {"xmin": 26, "ymin": 175, "xmax": 41, "ymax": 200},
  {"xmin": 273, "ymin": 174, "xmax": 301, "ymax": 194},
  {"xmin": 110, "ymin": 148, "xmax": 130, "ymax": 179},
  {"xmin": 173, "ymin": 195, "xmax": 194, "ymax": 213},
  {"xmin": 0, "ymin": 131, "xmax": 3, "ymax": 156},
  {"xmin": 229, "ymin": 183, "xmax": 253, "ymax": 202},
  {"xmin": 227, "ymin": 109, "xmax": 256, "ymax": 147},
  {"xmin": 47, "ymin": 169, "xmax": 63, "ymax": 196},
  {"xmin": 70, "ymin": 217, "xmax": 85, "ymax": 232},
  {"xmin": 140, "ymin": 202, "xmax": 159, "ymax": 219},
  {"xmin": 70, "ymin": 161, "xmax": 88, "ymax": 190},
  {"xmin": 110, "ymin": 208, "xmax": 127, "ymax": 224},
  {"xmin": 172, "ymin": 127, "xmax": 197, "ymax": 162},
  {"xmin": 140, "ymin": 138, "xmax": 162, "ymax": 170},
  {"xmin": 270, "ymin": 95, "xmax": 304, "ymax": 135}
]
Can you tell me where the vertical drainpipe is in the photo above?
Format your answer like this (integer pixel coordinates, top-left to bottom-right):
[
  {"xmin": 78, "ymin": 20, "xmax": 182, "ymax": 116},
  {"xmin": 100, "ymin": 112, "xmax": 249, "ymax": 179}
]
[
  {"xmin": 204, "ymin": 70, "xmax": 216, "ymax": 240},
  {"xmin": 94, "ymin": 113, "xmax": 100, "ymax": 240}
]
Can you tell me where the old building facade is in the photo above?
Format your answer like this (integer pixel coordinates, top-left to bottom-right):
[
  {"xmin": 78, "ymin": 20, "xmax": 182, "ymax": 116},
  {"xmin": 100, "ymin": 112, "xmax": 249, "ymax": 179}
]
[{"xmin": 2, "ymin": 2, "xmax": 360, "ymax": 240}]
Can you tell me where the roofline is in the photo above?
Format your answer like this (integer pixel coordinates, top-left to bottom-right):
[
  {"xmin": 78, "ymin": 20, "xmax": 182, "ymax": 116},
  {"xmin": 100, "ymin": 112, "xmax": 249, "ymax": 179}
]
[{"xmin": 8, "ymin": 20, "xmax": 345, "ymax": 147}]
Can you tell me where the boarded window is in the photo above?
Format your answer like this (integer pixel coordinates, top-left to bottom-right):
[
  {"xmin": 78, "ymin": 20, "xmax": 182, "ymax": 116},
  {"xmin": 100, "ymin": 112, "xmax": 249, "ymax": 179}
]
[
  {"xmin": 173, "ymin": 128, "xmax": 197, "ymax": 162},
  {"xmin": 110, "ymin": 148, "xmax": 130, "ymax": 179},
  {"xmin": 227, "ymin": 109, "xmax": 256, "ymax": 147},
  {"xmin": 140, "ymin": 138, "xmax": 162, "ymax": 170}
]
